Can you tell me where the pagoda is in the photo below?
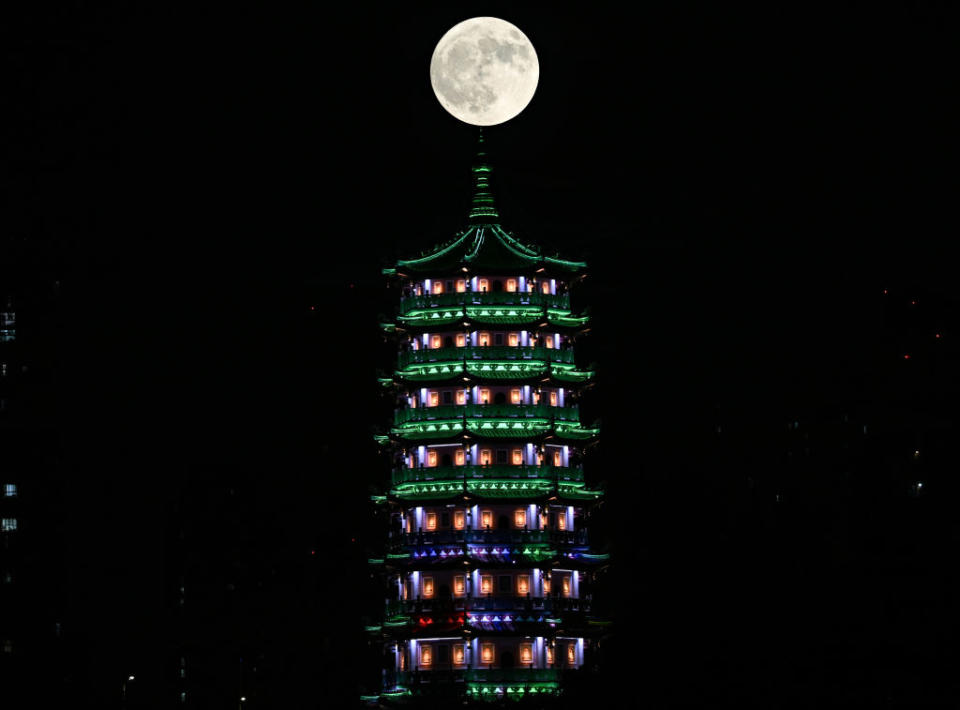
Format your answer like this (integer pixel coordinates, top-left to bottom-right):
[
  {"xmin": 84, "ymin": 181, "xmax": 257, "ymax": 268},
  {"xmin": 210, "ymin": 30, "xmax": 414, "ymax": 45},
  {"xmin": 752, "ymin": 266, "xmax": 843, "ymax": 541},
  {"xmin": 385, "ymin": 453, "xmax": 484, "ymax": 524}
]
[{"xmin": 365, "ymin": 134, "xmax": 609, "ymax": 705}]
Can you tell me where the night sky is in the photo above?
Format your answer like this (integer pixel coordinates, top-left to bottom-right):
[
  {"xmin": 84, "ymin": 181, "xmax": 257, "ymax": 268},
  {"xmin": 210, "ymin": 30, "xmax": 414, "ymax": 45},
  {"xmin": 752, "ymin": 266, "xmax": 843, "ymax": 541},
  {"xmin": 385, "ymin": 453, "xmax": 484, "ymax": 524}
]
[{"xmin": 5, "ymin": 2, "xmax": 958, "ymax": 706}]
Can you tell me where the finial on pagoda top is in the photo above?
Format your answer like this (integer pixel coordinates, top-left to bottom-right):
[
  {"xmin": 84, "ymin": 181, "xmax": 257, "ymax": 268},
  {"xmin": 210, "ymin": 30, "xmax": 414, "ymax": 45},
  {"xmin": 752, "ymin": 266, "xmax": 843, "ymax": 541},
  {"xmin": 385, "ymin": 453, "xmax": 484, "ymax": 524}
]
[{"xmin": 468, "ymin": 128, "xmax": 499, "ymax": 223}]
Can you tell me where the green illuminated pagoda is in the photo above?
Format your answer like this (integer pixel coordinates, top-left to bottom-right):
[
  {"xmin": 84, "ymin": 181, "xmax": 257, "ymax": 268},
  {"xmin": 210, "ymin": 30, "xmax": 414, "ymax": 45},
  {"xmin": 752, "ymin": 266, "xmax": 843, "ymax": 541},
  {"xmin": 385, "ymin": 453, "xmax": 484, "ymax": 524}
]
[{"xmin": 366, "ymin": 134, "xmax": 609, "ymax": 705}]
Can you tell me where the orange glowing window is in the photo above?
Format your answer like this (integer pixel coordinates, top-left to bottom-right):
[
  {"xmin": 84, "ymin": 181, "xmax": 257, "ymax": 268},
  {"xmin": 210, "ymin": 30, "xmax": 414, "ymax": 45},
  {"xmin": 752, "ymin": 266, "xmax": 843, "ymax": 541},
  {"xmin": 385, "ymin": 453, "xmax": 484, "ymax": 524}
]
[
  {"xmin": 479, "ymin": 388, "xmax": 490, "ymax": 404},
  {"xmin": 510, "ymin": 389, "xmax": 521, "ymax": 405},
  {"xmin": 400, "ymin": 650, "xmax": 406, "ymax": 670},
  {"xmin": 545, "ymin": 336, "xmax": 554, "ymax": 349},
  {"xmin": 553, "ymin": 451, "xmax": 562, "ymax": 466},
  {"xmin": 420, "ymin": 644, "xmax": 433, "ymax": 666},
  {"xmin": 517, "ymin": 575, "xmax": 530, "ymax": 595},
  {"xmin": 561, "ymin": 575, "xmax": 571, "ymax": 597},
  {"xmin": 479, "ymin": 279, "xmax": 489, "ymax": 292},
  {"xmin": 456, "ymin": 279, "xmax": 466, "ymax": 293},
  {"xmin": 429, "ymin": 391, "xmax": 439, "ymax": 407},
  {"xmin": 479, "ymin": 449, "xmax": 492, "ymax": 466},
  {"xmin": 567, "ymin": 643, "xmax": 576, "ymax": 664},
  {"xmin": 478, "ymin": 332, "xmax": 490, "ymax": 347},
  {"xmin": 546, "ymin": 646, "xmax": 554, "ymax": 665},
  {"xmin": 549, "ymin": 391, "xmax": 558, "ymax": 406},
  {"xmin": 557, "ymin": 513, "xmax": 567, "ymax": 531},
  {"xmin": 453, "ymin": 510, "xmax": 465, "ymax": 529},
  {"xmin": 508, "ymin": 332, "xmax": 519, "ymax": 346},
  {"xmin": 537, "ymin": 451, "xmax": 544, "ymax": 465},
  {"xmin": 453, "ymin": 575, "xmax": 466, "ymax": 597},
  {"xmin": 541, "ymin": 281, "xmax": 550, "ymax": 294},
  {"xmin": 480, "ymin": 575, "xmax": 493, "ymax": 595},
  {"xmin": 433, "ymin": 281, "xmax": 444, "ymax": 294},
  {"xmin": 520, "ymin": 642, "xmax": 533, "ymax": 664},
  {"xmin": 411, "ymin": 339, "xmax": 419, "ymax": 350},
  {"xmin": 455, "ymin": 449, "xmax": 465, "ymax": 465},
  {"xmin": 422, "ymin": 576, "xmax": 434, "ymax": 598},
  {"xmin": 506, "ymin": 278, "xmax": 517, "ymax": 292},
  {"xmin": 532, "ymin": 391, "xmax": 540, "ymax": 405},
  {"xmin": 456, "ymin": 390, "xmax": 466, "ymax": 405},
  {"xmin": 456, "ymin": 333, "xmax": 466, "ymax": 347},
  {"xmin": 514, "ymin": 510, "xmax": 526, "ymax": 528},
  {"xmin": 543, "ymin": 577, "xmax": 551, "ymax": 595},
  {"xmin": 427, "ymin": 450, "xmax": 438, "ymax": 467},
  {"xmin": 481, "ymin": 510, "xmax": 493, "ymax": 529},
  {"xmin": 405, "ymin": 515, "xmax": 412, "ymax": 533},
  {"xmin": 511, "ymin": 449, "xmax": 523, "ymax": 465},
  {"xmin": 431, "ymin": 335, "xmax": 442, "ymax": 349},
  {"xmin": 481, "ymin": 643, "xmax": 495, "ymax": 664},
  {"xmin": 540, "ymin": 512, "xmax": 549, "ymax": 529},
  {"xmin": 425, "ymin": 513, "xmax": 437, "ymax": 531},
  {"xmin": 528, "ymin": 282, "xmax": 535, "ymax": 293},
  {"xmin": 453, "ymin": 645, "xmax": 465, "ymax": 665}
]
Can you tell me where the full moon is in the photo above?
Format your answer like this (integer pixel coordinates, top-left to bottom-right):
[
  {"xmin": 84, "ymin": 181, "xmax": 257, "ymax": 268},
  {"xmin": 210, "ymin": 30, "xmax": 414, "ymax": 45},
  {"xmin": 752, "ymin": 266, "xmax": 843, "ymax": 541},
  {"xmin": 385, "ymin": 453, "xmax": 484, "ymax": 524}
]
[{"xmin": 430, "ymin": 17, "xmax": 539, "ymax": 126}]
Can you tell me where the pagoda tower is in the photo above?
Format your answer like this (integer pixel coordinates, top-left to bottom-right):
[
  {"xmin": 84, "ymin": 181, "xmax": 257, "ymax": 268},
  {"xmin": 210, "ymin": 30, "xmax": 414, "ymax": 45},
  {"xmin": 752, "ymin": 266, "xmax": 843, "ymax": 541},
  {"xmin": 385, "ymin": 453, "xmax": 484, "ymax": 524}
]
[{"xmin": 367, "ymin": 134, "xmax": 609, "ymax": 705}]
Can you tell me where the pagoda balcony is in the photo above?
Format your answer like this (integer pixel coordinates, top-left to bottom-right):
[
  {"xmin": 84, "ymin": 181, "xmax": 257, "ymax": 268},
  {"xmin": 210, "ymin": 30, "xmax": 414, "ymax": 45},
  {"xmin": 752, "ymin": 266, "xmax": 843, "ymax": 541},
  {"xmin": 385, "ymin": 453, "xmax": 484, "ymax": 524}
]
[
  {"xmin": 398, "ymin": 344, "xmax": 575, "ymax": 368},
  {"xmin": 394, "ymin": 402, "xmax": 579, "ymax": 425},
  {"xmin": 386, "ymin": 596, "xmax": 589, "ymax": 615},
  {"xmin": 389, "ymin": 529, "xmax": 588, "ymax": 546},
  {"xmin": 399, "ymin": 290, "xmax": 569, "ymax": 313},
  {"xmin": 396, "ymin": 668, "xmax": 562, "ymax": 685},
  {"xmin": 391, "ymin": 464, "xmax": 584, "ymax": 485}
]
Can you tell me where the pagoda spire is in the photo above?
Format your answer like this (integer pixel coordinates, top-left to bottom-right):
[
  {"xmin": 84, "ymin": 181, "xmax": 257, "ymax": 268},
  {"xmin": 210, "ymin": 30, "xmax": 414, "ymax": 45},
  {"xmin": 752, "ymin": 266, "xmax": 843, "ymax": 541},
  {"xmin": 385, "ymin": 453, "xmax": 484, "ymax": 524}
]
[{"xmin": 467, "ymin": 128, "xmax": 499, "ymax": 223}]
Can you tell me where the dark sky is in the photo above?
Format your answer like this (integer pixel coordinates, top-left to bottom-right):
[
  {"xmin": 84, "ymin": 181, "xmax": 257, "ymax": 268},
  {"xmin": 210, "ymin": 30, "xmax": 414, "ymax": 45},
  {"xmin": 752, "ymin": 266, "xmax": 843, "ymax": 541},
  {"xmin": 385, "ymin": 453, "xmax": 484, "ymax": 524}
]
[{"xmin": 5, "ymin": 2, "xmax": 958, "ymax": 705}]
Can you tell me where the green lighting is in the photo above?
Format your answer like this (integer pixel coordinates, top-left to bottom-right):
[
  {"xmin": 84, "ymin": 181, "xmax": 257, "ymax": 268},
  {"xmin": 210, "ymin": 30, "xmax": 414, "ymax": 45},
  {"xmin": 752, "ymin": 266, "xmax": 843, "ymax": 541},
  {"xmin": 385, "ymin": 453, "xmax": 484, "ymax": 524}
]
[{"xmin": 367, "ymin": 558, "xmax": 385, "ymax": 565}]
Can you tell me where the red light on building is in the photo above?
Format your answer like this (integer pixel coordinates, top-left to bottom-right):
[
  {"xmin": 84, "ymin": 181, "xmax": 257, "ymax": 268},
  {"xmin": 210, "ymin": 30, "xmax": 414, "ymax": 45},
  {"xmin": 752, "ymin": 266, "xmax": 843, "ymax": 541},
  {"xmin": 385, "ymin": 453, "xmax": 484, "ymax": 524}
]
[
  {"xmin": 903, "ymin": 354, "xmax": 911, "ymax": 360},
  {"xmin": 883, "ymin": 289, "xmax": 888, "ymax": 295},
  {"xmin": 935, "ymin": 333, "xmax": 941, "ymax": 339}
]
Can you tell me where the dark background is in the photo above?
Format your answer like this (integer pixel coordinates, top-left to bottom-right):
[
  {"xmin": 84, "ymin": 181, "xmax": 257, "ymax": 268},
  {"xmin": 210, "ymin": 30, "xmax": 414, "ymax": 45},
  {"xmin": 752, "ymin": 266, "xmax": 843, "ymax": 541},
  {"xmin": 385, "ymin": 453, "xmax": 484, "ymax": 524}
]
[{"xmin": 3, "ymin": 2, "xmax": 957, "ymax": 706}]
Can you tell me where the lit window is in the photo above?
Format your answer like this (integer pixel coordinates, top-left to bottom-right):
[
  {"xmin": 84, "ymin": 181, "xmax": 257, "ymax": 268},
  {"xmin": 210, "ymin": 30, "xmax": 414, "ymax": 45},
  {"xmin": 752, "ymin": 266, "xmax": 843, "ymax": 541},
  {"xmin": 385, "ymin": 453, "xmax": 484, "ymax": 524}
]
[
  {"xmin": 479, "ymin": 449, "xmax": 492, "ymax": 466},
  {"xmin": 453, "ymin": 575, "xmax": 466, "ymax": 596},
  {"xmin": 1, "ymin": 519, "xmax": 16, "ymax": 532},
  {"xmin": 537, "ymin": 451, "xmax": 544, "ymax": 465},
  {"xmin": 431, "ymin": 335, "xmax": 442, "ymax": 349},
  {"xmin": 567, "ymin": 643, "xmax": 576, "ymax": 664},
  {"xmin": 433, "ymin": 281, "xmax": 444, "ymax": 294},
  {"xmin": 403, "ymin": 579, "xmax": 411, "ymax": 599},
  {"xmin": 478, "ymin": 332, "xmax": 490, "ymax": 347},
  {"xmin": 528, "ymin": 282, "xmax": 535, "ymax": 293},
  {"xmin": 405, "ymin": 516, "xmax": 412, "ymax": 534},
  {"xmin": 549, "ymin": 391, "xmax": 558, "ymax": 406},
  {"xmin": 411, "ymin": 340, "xmax": 419, "ymax": 351},
  {"xmin": 546, "ymin": 646, "xmax": 554, "ymax": 665},
  {"xmin": 506, "ymin": 278, "xmax": 517, "ymax": 292},
  {"xmin": 481, "ymin": 510, "xmax": 493, "ymax": 529},
  {"xmin": 545, "ymin": 336, "xmax": 554, "ymax": 349},
  {"xmin": 510, "ymin": 389, "xmax": 521, "ymax": 404},
  {"xmin": 3, "ymin": 484, "xmax": 15, "ymax": 498},
  {"xmin": 429, "ymin": 391, "xmax": 439, "ymax": 407},
  {"xmin": 541, "ymin": 281, "xmax": 550, "ymax": 294},
  {"xmin": 456, "ymin": 279, "xmax": 466, "ymax": 293},
  {"xmin": 420, "ymin": 644, "xmax": 433, "ymax": 666},
  {"xmin": 456, "ymin": 390, "xmax": 466, "ymax": 405},
  {"xmin": 562, "ymin": 575, "xmax": 571, "ymax": 597},
  {"xmin": 479, "ymin": 279, "xmax": 489, "ymax": 292},
  {"xmin": 422, "ymin": 576, "xmax": 434, "ymax": 598},
  {"xmin": 400, "ymin": 649, "xmax": 407, "ymax": 670},
  {"xmin": 508, "ymin": 332, "xmax": 518, "ymax": 346},
  {"xmin": 481, "ymin": 642, "xmax": 495, "ymax": 664},
  {"xmin": 532, "ymin": 391, "xmax": 540, "ymax": 405},
  {"xmin": 540, "ymin": 512, "xmax": 549, "ymax": 529},
  {"xmin": 427, "ymin": 450, "xmax": 438, "ymax": 467},
  {"xmin": 453, "ymin": 644, "xmax": 466, "ymax": 665},
  {"xmin": 553, "ymin": 451, "xmax": 562, "ymax": 466},
  {"xmin": 453, "ymin": 510, "xmax": 465, "ymax": 529},
  {"xmin": 514, "ymin": 510, "xmax": 526, "ymax": 528},
  {"xmin": 543, "ymin": 577, "xmax": 551, "ymax": 595},
  {"xmin": 409, "ymin": 453, "xmax": 416, "ymax": 468},
  {"xmin": 520, "ymin": 642, "xmax": 533, "ymax": 664},
  {"xmin": 479, "ymin": 389, "xmax": 490, "ymax": 404},
  {"xmin": 480, "ymin": 575, "xmax": 493, "ymax": 595},
  {"xmin": 517, "ymin": 575, "xmax": 530, "ymax": 595},
  {"xmin": 511, "ymin": 449, "xmax": 523, "ymax": 465},
  {"xmin": 425, "ymin": 513, "xmax": 437, "ymax": 531},
  {"xmin": 456, "ymin": 333, "xmax": 466, "ymax": 347},
  {"xmin": 557, "ymin": 513, "xmax": 566, "ymax": 531}
]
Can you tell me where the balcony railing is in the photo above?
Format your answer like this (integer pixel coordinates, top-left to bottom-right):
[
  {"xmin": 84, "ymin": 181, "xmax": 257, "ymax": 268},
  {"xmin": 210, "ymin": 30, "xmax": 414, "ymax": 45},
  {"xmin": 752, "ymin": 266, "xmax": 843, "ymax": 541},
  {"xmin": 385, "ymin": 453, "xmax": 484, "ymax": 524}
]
[
  {"xmin": 389, "ymin": 529, "xmax": 588, "ymax": 546},
  {"xmin": 400, "ymin": 291, "xmax": 569, "ymax": 313},
  {"xmin": 396, "ymin": 668, "xmax": 562, "ymax": 684},
  {"xmin": 391, "ymin": 464, "xmax": 584, "ymax": 485},
  {"xmin": 399, "ymin": 345, "xmax": 575, "ymax": 368},
  {"xmin": 395, "ymin": 403, "xmax": 579, "ymax": 425},
  {"xmin": 387, "ymin": 596, "xmax": 588, "ymax": 615}
]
